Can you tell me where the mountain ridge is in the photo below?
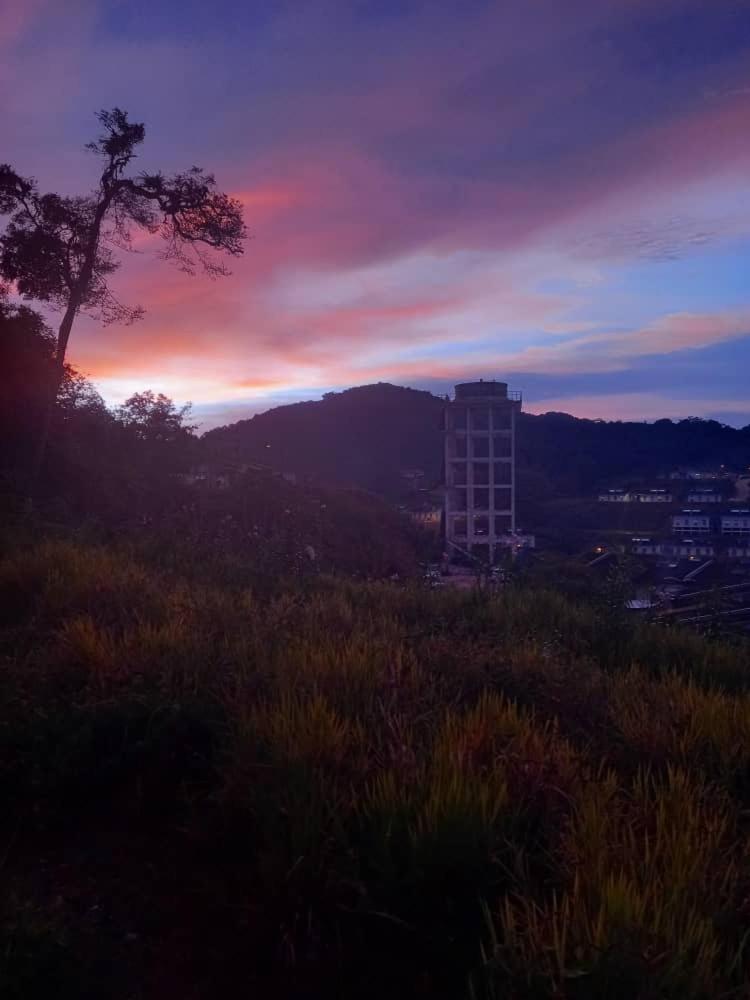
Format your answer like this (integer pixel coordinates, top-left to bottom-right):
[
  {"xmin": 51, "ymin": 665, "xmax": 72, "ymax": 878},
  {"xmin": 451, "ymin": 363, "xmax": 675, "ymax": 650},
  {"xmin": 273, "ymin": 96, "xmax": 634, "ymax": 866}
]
[{"xmin": 203, "ymin": 382, "xmax": 750, "ymax": 500}]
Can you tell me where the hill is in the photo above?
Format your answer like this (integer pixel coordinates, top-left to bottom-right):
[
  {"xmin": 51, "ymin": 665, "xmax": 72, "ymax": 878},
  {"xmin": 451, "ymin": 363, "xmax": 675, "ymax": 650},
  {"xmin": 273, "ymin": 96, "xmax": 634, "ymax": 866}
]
[
  {"xmin": 204, "ymin": 383, "xmax": 445, "ymax": 496},
  {"xmin": 203, "ymin": 383, "xmax": 750, "ymax": 502}
]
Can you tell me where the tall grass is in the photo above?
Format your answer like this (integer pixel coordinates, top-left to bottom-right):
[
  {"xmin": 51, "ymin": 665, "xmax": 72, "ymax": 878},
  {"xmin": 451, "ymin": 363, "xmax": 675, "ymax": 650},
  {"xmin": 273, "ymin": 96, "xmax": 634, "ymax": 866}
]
[{"xmin": 1, "ymin": 535, "xmax": 749, "ymax": 997}]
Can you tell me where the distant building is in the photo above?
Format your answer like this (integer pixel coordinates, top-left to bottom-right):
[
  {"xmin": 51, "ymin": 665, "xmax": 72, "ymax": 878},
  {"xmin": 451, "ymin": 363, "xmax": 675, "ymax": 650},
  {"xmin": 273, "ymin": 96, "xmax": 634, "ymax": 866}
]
[
  {"xmin": 633, "ymin": 489, "xmax": 673, "ymax": 503},
  {"xmin": 630, "ymin": 538, "xmax": 714, "ymax": 558},
  {"xmin": 727, "ymin": 544, "xmax": 750, "ymax": 559},
  {"xmin": 444, "ymin": 380, "xmax": 523, "ymax": 563},
  {"xmin": 671, "ymin": 511, "xmax": 711, "ymax": 534},
  {"xmin": 686, "ymin": 489, "xmax": 722, "ymax": 503},
  {"xmin": 667, "ymin": 539, "xmax": 715, "ymax": 558},
  {"xmin": 722, "ymin": 511, "xmax": 750, "ymax": 535},
  {"xmin": 410, "ymin": 507, "xmax": 442, "ymax": 530},
  {"xmin": 598, "ymin": 489, "xmax": 631, "ymax": 502},
  {"xmin": 631, "ymin": 537, "xmax": 663, "ymax": 555}
]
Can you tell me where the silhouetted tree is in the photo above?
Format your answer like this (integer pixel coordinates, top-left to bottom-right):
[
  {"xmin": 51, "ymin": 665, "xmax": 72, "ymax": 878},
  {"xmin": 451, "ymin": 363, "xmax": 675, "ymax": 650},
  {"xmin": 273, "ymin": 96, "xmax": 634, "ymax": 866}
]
[
  {"xmin": 114, "ymin": 390, "xmax": 197, "ymax": 474},
  {"xmin": 115, "ymin": 390, "xmax": 195, "ymax": 442},
  {"xmin": 0, "ymin": 108, "xmax": 247, "ymax": 479},
  {"xmin": 0, "ymin": 288, "xmax": 110, "ymax": 476}
]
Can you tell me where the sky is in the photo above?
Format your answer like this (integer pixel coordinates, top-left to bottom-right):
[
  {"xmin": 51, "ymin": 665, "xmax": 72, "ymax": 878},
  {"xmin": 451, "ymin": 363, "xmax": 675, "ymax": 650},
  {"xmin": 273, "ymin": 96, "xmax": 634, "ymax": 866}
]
[{"xmin": 2, "ymin": 0, "xmax": 750, "ymax": 428}]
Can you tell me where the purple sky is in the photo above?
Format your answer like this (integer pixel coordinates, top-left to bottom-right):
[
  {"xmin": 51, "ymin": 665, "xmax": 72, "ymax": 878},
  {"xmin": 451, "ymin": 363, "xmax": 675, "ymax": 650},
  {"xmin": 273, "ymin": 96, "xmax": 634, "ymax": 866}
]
[{"xmin": 3, "ymin": 0, "xmax": 750, "ymax": 427}]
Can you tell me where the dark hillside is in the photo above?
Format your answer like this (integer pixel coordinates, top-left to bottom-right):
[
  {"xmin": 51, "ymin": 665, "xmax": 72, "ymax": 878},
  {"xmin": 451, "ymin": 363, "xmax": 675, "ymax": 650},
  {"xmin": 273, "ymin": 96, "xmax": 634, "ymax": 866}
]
[
  {"xmin": 204, "ymin": 384, "xmax": 446, "ymax": 494},
  {"xmin": 203, "ymin": 383, "xmax": 750, "ymax": 500}
]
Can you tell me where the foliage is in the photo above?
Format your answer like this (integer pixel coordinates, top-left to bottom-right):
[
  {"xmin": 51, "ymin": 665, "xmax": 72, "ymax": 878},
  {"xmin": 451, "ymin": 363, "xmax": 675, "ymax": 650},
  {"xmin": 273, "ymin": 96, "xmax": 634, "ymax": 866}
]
[{"xmin": 0, "ymin": 108, "xmax": 246, "ymax": 327}]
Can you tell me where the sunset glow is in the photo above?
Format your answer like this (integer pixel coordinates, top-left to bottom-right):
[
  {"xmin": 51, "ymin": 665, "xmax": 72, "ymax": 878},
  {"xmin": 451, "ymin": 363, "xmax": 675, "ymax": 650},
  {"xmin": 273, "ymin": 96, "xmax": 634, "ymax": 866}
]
[{"xmin": 4, "ymin": 0, "xmax": 750, "ymax": 426}]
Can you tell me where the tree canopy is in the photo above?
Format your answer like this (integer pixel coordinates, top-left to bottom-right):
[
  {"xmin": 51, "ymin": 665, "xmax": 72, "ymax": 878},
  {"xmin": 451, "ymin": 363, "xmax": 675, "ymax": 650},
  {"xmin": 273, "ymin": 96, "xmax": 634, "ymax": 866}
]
[
  {"xmin": 0, "ymin": 108, "xmax": 246, "ymax": 332},
  {"xmin": 0, "ymin": 108, "xmax": 247, "ymax": 480}
]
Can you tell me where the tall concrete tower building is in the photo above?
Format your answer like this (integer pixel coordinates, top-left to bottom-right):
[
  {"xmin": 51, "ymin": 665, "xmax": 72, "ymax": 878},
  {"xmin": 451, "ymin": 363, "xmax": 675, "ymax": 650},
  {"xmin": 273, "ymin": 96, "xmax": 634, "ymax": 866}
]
[{"xmin": 444, "ymin": 380, "xmax": 522, "ymax": 563}]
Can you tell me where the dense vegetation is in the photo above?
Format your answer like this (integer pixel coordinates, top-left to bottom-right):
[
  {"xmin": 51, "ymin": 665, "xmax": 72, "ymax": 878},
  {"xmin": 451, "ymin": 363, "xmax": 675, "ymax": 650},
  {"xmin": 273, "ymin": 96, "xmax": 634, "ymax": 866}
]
[
  {"xmin": 2, "ymin": 523, "xmax": 750, "ymax": 999},
  {"xmin": 204, "ymin": 383, "xmax": 750, "ymax": 500}
]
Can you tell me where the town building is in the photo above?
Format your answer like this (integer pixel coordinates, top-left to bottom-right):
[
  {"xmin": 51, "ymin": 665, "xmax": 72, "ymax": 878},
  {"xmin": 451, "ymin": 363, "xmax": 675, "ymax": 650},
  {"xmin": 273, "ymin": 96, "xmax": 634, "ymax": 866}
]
[
  {"xmin": 633, "ymin": 489, "xmax": 673, "ymax": 503},
  {"xmin": 686, "ymin": 489, "xmax": 723, "ymax": 503},
  {"xmin": 667, "ymin": 539, "xmax": 715, "ymax": 558},
  {"xmin": 409, "ymin": 507, "xmax": 442, "ymax": 530},
  {"xmin": 671, "ymin": 511, "xmax": 712, "ymax": 534},
  {"xmin": 444, "ymin": 380, "xmax": 522, "ymax": 563},
  {"xmin": 631, "ymin": 537, "xmax": 663, "ymax": 555},
  {"xmin": 598, "ymin": 489, "xmax": 632, "ymax": 502},
  {"xmin": 722, "ymin": 511, "xmax": 750, "ymax": 535}
]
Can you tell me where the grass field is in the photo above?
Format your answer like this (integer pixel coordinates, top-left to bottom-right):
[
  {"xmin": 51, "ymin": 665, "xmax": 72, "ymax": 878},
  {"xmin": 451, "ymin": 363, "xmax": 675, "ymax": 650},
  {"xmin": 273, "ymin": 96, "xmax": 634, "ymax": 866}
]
[{"xmin": 1, "ymin": 534, "xmax": 750, "ymax": 998}]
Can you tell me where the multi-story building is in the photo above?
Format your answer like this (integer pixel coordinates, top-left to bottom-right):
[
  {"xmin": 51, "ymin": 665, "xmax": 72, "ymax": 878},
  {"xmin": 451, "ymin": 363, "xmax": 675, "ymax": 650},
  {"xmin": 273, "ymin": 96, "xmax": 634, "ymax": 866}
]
[
  {"xmin": 722, "ymin": 510, "xmax": 750, "ymax": 535},
  {"xmin": 671, "ymin": 510, "xmax": 712, "ymax": 534},
  {"xmin": 444, "ymin": 380, "xmax": 522, "ymax": 563},
  {"xmin": 686, "ymin": 489, "xmax": 723, "ymax": 503},
  {"xmin": 631, "ymin": 537, "xmax": 663, "ymax": 555},
  {"xmin": 667, "ymin": 539, "xmax": 715, "ymax": 558},
  {"xmin": 633, "ymin": 489, "xmax": 673, "ymax": 503}
]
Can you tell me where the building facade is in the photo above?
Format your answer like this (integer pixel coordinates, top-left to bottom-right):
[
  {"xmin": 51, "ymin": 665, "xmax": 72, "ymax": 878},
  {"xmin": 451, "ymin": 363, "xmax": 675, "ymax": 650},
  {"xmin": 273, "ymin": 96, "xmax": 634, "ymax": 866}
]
[
  {"xmin": 686, "ymin": 490, "xmax": 722, "ymax": 503},
  {"xmin": 598, "ymin": 489, "xmax": 632, "ymax": 502},
  {"xmin": 633, "ymin": 489, "xmax": 673, "ymax": 503},
  {"xmin": 444, "ymin": 380, "xmax": 521, "ymax": 563},
  {"xmin": 671, "ymin": 511, "xmax": 712, "ymax": 534},
  {"xmin": 722, "ymin": 511, "xmax": 750, "ymax": 535}
]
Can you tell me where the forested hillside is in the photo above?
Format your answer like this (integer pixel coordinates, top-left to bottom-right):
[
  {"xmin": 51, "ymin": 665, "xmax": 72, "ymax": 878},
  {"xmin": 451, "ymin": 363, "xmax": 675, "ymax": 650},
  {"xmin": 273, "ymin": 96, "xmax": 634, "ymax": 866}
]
[{"xmin": 204, "ymin": 383, "xmax": 750, "ymax": 498}]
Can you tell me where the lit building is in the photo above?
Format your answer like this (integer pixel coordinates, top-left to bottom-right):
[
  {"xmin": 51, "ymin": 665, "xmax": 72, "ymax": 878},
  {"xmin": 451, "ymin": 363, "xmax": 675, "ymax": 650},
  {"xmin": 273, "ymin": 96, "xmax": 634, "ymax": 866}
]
[
  {"xmin": 667, "ymin": 539, "xmax": 715, "ymax": 558},
  {"xmin": 444, "ymin": 380, "xmax": 522, "ymax": 563},
  {"xmin": 686, "ymin": 489, "xmax": 722, "ymax": 503},
  {"xmin": 671, "ymin": 511, "xmax": 712, "ymax": 534},
  {"xmin": 722, "ymin": 510, "xmax": 750, "ymax": 535},
  {"xmin": 598, "ymin": 489, "xmax": 632, "ymax": 502},
  {"xmin": 633, "ymin": 489, "xmax": 673, "ymax": 503},
  {"xmin": 631, "ymin": 537, "xmax": 663, "ymax": 555},
  {"xmin": 409, "ymin": 507, "xmax": 442, "ymax": 531}
]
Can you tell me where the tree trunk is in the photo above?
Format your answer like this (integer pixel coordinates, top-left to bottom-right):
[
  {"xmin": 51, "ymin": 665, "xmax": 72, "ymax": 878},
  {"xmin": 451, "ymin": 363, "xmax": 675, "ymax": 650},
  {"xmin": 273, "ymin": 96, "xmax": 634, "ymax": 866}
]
[
  {"xmin": 27, "ymin": 183, "xmax": 113, "ymax": 493},
  {"xmin": 27, "ymin": 298, "xmax": 79, "ymax": 491}
]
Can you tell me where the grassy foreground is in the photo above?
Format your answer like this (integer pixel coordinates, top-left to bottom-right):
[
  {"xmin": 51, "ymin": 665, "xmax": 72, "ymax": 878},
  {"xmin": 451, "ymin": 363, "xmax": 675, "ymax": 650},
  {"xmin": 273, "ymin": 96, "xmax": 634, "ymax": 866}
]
[{"xmin": 1, "ymin": 536, "xmax": 750, "ymax": 998}]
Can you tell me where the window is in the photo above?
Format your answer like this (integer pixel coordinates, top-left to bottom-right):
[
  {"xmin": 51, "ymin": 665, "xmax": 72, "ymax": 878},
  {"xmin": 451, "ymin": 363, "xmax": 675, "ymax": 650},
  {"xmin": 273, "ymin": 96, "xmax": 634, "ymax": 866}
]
[
  {"xmin": 493, "ymin": 462, "xmax": 512, "ymax": 485},
  {"xmin": 473, "ymin": 463, "xmax": 490, "ymax": 485},
  {"xmin": 453, "ymin": 516, "xmax": 467, "ymax": 537},
  {"xmin": 492, "ymin": 406, "xmax": 511, "ymax": 430},
  {"xmin": 450, "ymin": 488, "xmax": 467, "ymax": 511},
  {"xmin": 474, "ymin": 515, "xmax": 489, "ymax": 536},
  {"xmin": 471, "ymin": 408, "xmax": 489, "ymax": 431},
  {"xmin": 454, "ymin": 437, "xmax": 467, "ymax": 459},
  {"xmin": 451, "ymin": 462, "xmax": 467, "ymax": 486},
  {"xmin": 495, "ymin": 514, "xmax": 511, "ymax": 533},
  {"xmin": 473, "ymin": 488, "xmax": 489, "ymax": 509},
  {"xmin": 492, "ymin": 435, "xmax": 511, "ymax": 458},
  {"xmin": 472, "ymin": 437, "xmax": 490, "ymax": 458},
  {"xmin": 494, "ymin": 488, "xmax": 511, "ymax": 510}
]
